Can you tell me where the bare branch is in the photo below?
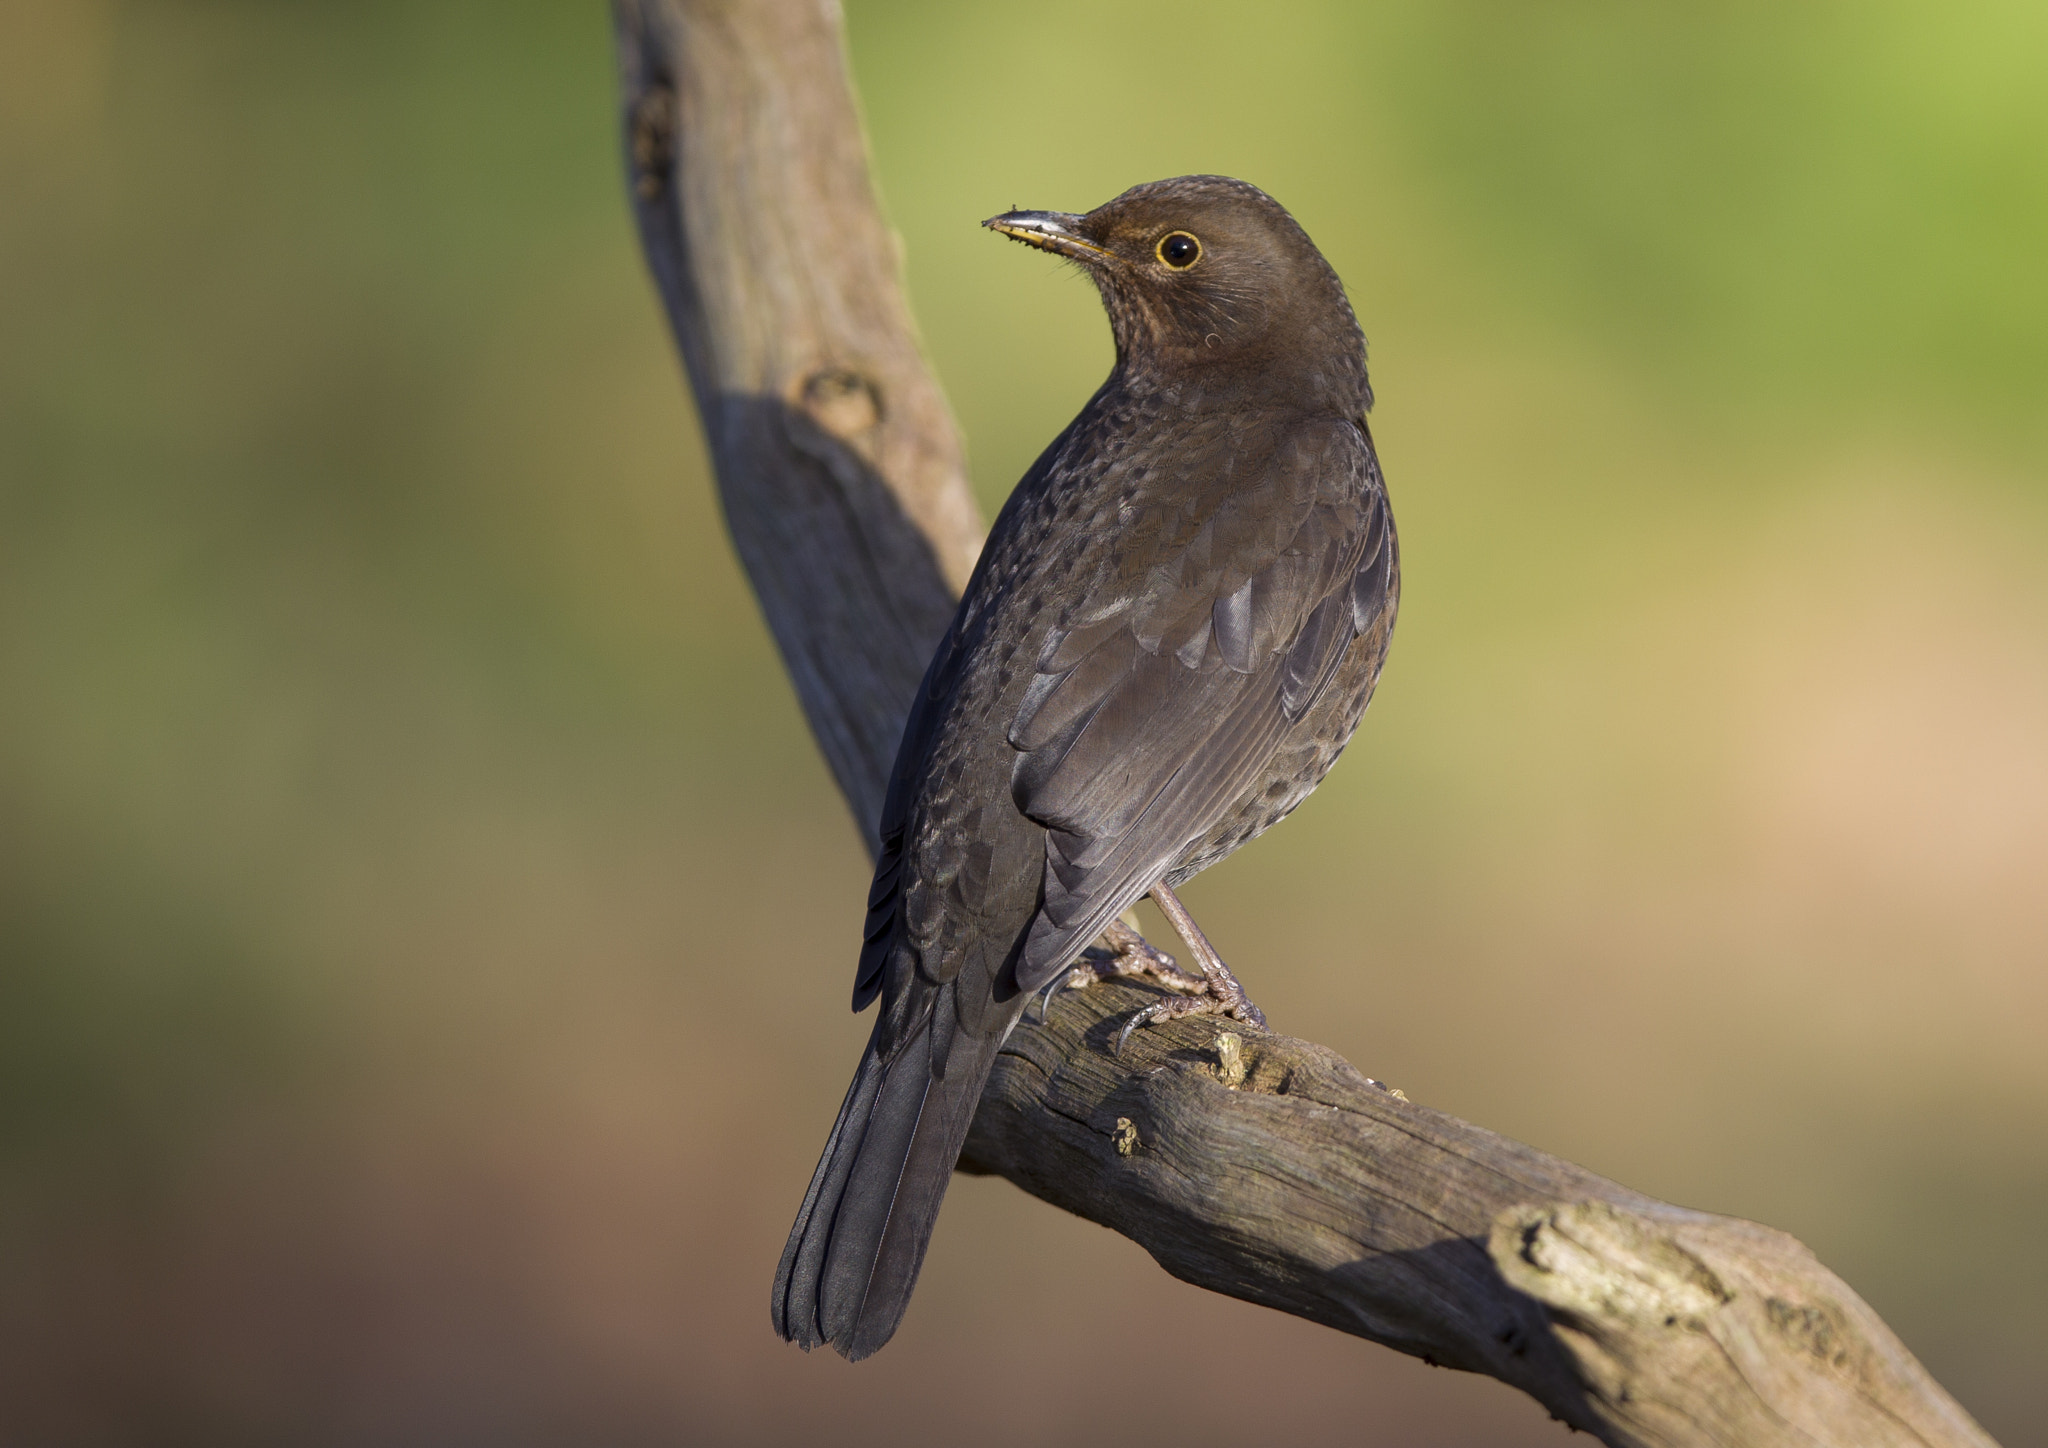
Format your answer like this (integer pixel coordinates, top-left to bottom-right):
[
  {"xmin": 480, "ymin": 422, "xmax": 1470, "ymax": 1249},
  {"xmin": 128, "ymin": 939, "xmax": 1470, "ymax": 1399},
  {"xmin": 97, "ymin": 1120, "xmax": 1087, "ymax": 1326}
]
[
  {"xmin": 615, "ymin": 0, "xmax": 983, "ymax": 839},
  {"xmin": 608, "ymin": 2, "xmax": 1999, "ymax": 1443},
  {"xmin": 964, "ymin": 978, "xmax": 1993, "ymax": 1447}
]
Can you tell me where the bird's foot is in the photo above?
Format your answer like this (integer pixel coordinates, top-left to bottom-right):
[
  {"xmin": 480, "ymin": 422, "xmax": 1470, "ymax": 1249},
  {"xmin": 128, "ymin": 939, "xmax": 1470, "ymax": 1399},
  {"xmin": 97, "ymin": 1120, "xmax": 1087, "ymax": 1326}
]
[
  {"xmin": 1030, "ymin": 919, "xmax": 1210, "ymax": 1024},
  {"xmin": 1114, "ymin": 969, "xmax": 1267, "ymax": 1055},
  {"xmin": 1111, "ymin": 881, "xmax": 1269, "ymax": 1053},
  {"xmin": 1083, "ymin": 919, "xmax": 1211, "ymax": 993}
]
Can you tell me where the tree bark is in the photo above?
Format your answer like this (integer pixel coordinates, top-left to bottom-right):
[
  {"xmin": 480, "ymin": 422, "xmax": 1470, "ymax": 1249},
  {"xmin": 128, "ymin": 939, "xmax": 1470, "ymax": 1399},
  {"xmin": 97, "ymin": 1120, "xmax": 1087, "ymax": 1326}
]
[
  {"xmin": 609, "ymin": 2, "xmax": 2000, "ymax": 1444},
  {"xmin": 964, "ymin": 978, "xmax": 1993, "ymax": 1447},
  {"xmin": 614, "ymin": 0, "xmax": 982, "ymax": 839}
]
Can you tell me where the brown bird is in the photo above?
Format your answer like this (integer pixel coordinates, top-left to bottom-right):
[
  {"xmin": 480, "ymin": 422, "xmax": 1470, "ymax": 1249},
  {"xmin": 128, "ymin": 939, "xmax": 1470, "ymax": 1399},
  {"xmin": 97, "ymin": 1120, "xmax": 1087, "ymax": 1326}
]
[{"xmin": 772, "ymin": 175, "xmax": 1399, "ymax": 1360}]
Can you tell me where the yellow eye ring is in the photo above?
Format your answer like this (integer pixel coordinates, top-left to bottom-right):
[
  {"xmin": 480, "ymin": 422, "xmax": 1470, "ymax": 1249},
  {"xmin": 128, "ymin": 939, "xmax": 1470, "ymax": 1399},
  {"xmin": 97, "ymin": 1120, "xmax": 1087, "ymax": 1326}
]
[{"xmin": 1156, "ymin": 231, "xmax": 1202, "ymax": 269}]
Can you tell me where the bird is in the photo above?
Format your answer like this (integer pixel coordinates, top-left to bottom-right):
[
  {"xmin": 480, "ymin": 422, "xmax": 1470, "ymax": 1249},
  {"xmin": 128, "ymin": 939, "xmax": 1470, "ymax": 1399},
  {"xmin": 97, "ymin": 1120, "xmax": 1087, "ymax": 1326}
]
[{"xmin": 771, "ymin": 175, "xmax": 1399, "ymax": 1361}]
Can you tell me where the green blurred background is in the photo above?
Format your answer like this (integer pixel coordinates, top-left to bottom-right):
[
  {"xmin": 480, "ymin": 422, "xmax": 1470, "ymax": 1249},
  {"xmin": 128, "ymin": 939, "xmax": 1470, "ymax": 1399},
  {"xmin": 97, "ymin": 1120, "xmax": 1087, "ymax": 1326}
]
[{"xmin": 3, "ymin": 1, "xmax": 2044, "ymax": 1443}]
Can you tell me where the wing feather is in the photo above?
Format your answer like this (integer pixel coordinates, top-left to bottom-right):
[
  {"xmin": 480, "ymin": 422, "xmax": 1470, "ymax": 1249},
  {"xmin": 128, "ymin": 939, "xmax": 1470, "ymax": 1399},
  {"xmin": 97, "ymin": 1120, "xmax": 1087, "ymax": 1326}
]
[{"xmin": 1006, "ymin": 417, "xmax": 1388, "ymax": 991}]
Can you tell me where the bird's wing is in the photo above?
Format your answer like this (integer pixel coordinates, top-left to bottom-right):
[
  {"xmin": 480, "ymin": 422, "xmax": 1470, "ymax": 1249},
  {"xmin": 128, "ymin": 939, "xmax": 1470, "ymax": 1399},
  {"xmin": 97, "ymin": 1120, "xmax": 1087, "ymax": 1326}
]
[
  {"xmin": 1008, "ymin": 414, "xmax": 1393, "ymax": 991},
  {"xmin": 849, "ymin": 604, "xmax": 967, "ymax": 1013},
  {"xmin": 788, "ymin": 415, "xmax": 1393, "ymax": 1360}
]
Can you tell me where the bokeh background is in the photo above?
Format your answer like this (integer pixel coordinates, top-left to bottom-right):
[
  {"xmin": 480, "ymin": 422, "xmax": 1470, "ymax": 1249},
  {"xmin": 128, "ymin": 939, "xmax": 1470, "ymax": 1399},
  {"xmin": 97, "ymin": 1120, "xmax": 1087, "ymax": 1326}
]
[{"xmin": 3, "ymin": 1, "xmax": 2044, "ymax": 1443}]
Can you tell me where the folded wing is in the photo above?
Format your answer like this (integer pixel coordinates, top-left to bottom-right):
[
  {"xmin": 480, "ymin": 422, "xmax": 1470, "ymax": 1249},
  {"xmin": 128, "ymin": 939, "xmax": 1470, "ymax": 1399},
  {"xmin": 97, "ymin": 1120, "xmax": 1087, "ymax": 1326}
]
[{"xmin": 1008, "ymin": 415, "xmax": 1392, "ymax": 991}]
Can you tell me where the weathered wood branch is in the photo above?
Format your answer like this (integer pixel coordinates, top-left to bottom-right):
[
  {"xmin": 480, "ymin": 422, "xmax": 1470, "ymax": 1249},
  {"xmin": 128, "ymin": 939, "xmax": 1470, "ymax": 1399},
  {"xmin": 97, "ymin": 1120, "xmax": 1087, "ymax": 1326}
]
[
  {"xmin": 614, "ymin": 0, "xmax": 982, "ymax": 837},
  {"xmin": 609, "ymin": 2, "xmax": 1998, "ymax": 1444},
  {"xmin": 965, "ymin": 980, "xmax": 1991, "ymax": 1447}
]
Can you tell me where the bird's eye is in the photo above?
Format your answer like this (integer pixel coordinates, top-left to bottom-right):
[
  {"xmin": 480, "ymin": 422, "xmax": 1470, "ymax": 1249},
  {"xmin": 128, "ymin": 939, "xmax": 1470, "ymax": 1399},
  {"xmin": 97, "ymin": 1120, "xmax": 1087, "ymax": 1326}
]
[{"xmin": 1156, "ymin": 231, "xmax": 1201, "ymax": 269}]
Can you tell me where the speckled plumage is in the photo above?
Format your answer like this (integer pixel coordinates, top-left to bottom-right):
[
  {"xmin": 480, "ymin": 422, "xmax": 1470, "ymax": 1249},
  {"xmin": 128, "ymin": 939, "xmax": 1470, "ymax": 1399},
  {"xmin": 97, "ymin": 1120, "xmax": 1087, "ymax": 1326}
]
[{"xmin": 772, "ymin": 176, "xmax": 1399, "ymax": 1361}]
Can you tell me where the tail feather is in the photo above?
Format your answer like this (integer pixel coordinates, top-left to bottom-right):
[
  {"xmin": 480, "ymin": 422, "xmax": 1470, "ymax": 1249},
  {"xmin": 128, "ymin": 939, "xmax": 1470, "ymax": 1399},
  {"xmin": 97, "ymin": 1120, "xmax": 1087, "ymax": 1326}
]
[
  {"xmin": 771, "ymin": 1005, "xmax": 1005, "ymax": 1360},
  {"xmin": 770, "ymin": 1032, "xmax": 889, "ymax": 1349}
]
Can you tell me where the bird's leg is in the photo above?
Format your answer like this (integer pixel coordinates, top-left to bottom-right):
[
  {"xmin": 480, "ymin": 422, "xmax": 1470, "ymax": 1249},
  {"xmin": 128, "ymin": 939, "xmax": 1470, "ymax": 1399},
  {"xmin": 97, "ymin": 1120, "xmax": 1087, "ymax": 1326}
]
[
  {"xmin": 1085, "ymin": 916, "xmax": 1211, "ymax": 992},
  {"xmin": 1031, "ymin": 913, "xmax": 1210, "ymax": 1023},
  {"xmin": 1115, "ymin": 882, "xmax": 1268, "ymax": 1053}
]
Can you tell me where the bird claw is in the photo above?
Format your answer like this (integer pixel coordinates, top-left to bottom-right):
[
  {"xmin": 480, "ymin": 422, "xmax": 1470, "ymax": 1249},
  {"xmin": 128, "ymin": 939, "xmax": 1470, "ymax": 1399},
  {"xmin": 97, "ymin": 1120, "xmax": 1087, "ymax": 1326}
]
[
  {"xmin": 1089, "ymin": 919, "xmax": 1209, "ymax": 994},
  {"xmin": 1029, "ymin": 963, "xmax": 1082, "ymax": 1025},
  {"xmin": 1034, "ymin": 909, "xmax": 1268, "ymax": 1054},
  {"xmin": 1114, "ymin": 988, "xmax": 1266, "ymax": 1055},
  {"xmin": 1110, "ymin": 882, "xmax": 1269, "ymax": 1054},
  {"xmin": 1029, "ymin": 919, "xmax": 1209, "ymax": 1026}
]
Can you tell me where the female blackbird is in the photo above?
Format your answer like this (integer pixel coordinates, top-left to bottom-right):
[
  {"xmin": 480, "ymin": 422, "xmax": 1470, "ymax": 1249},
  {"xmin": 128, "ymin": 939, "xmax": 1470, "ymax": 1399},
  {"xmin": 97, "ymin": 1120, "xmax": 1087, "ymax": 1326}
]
[{"xmin": 772, "ymin": 175, "xmax": 1398, "ymax": 1360}]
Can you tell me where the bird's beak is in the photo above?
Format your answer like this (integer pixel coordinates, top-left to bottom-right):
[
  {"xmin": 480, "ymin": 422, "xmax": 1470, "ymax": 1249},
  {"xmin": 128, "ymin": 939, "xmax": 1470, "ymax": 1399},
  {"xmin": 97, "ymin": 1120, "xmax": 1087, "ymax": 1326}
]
[{"xmin": 983, "ymin": 210, "xmax": 1112, "ymax": 263}]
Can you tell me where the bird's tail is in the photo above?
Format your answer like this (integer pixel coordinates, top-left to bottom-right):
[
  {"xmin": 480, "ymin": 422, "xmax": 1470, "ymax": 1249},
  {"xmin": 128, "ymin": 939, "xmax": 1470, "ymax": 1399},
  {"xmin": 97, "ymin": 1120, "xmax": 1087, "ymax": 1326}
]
[{"xmin": 770, "ymin": 1010, "xmax": 1002, "ymax": 1360}]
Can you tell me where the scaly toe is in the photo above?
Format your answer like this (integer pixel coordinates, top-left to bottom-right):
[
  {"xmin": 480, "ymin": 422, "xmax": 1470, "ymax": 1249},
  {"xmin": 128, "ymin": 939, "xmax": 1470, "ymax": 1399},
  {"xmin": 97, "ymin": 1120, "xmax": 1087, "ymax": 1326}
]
[
  {"xmin": 1114, "ymin": 991, "xmax": 1231, "ymax": 1054},
  {"xmin": 1095, "ymin": 925, "xmax": 1209, "ymax": 995}
]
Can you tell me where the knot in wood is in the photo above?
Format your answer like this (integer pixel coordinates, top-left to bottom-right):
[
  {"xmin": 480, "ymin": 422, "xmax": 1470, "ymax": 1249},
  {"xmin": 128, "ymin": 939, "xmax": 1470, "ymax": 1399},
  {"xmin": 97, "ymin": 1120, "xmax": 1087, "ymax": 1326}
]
[
  {"xmin": 1493, "ymin": 1201, "xmax": 1732, "ymax": 1333},
  {"xmin": 1766, "ymin": 1296, "xmax": 1852, "ymax": 1369},
  {"xmin": 800, "ymin": 368, "xmax": 882, "ymax": 440},
  {"xmin": 629, "ymin": 83, "xmax": 676, "ymax": 201}
]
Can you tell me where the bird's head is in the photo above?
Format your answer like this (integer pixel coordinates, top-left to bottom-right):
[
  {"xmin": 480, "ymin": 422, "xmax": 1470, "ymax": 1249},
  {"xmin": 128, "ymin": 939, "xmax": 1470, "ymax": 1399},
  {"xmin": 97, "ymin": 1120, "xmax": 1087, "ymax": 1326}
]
[{"xmin": 984, "ymin": 175, "xmax": 1369, "ymax": 410}]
